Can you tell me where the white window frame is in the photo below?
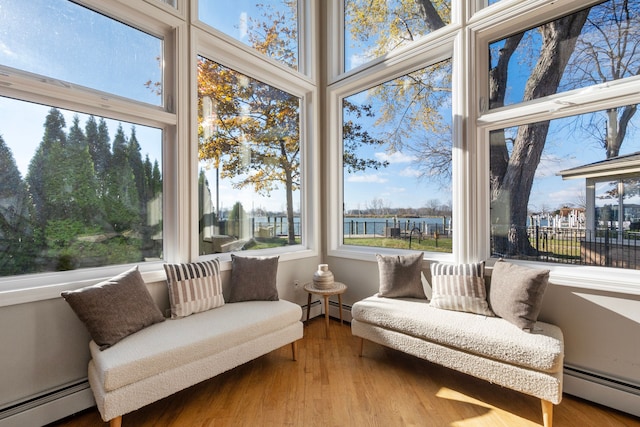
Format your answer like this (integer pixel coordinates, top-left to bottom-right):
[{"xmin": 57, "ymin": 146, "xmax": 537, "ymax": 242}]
[
  {"xmin": 0, "ymin": 0, "xmax": 185, "ymax": 303},
  {"xmin": 191, "ymin": 23, "xmax": 320, "ymax": 264},
  {"xmin": 471, "ymin": 0, "xmax": 640, "ymax": 295},
  {"xmin": 326, "ymin": 33, "xmax": 458, "ymax": 262}
]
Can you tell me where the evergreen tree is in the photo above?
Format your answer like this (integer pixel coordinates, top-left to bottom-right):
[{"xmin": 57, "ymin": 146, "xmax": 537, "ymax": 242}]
[
  {"xmin": 104, "ymin": 124, "xmax": 139, "ymax": 232},
  {"xmin": 85, "ymin": 115, "xmax": 111, "ymax": 184},
  {"xmin": 26, "ymin": 107, "xmax": 67, "ymax": 229},
  {"xmin": 151, "ymin": 159, "xmax": 162, "ymax": 196},
  {"xmin": 0, "ymin": 135, "xmax": 37, "ymax": 275},
  {"xmin": 127, "ymin": 127, "xmax": 146, "ymax": 216},
  {"xmin": 66, "ymin": 115, "xmax": 100, "ymax": 225},
  {"xmin": 143, "ymin": 154, "xmax": 153, "ymax": 201}
]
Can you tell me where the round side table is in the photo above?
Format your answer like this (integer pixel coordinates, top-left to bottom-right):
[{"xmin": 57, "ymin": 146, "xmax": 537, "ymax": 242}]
[{"xmin": 303, "ymin": 281, "xmax": 347, "ymax": 337}]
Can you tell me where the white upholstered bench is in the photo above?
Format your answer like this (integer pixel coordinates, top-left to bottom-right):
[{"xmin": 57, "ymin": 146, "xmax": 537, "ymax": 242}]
[
  {"xmin": 62, "ymin": 257, "xmax": 304, "ymax": 426},
  {"xmin": 352, "ymin": 295, "xmax": 564, "ymax": 427},
  {"xmin": 90, "ymin": 299, "xmax": 302, "ymax": 426}
]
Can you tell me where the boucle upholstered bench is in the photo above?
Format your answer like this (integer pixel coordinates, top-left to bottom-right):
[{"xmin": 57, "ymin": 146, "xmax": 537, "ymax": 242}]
[
  {"xmin": 351, "ymin": 255, "xmax": 564, "ymax": 427},
  {"xmin": 62, "ymin": 255, "xmax": 303, "ymax": 426},
  {"xmin": 89, "ymin": 299, "xmax": 302, "ymax": 426}
]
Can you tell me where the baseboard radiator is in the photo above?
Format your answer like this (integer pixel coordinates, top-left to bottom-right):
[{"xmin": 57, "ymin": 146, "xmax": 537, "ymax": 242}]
[
  {"xmin": 564, "ymin": 365, "xmax": 640, "ymax": 417},
  {"xmin": 0, "ymin": 380, "xmax": 95, "ymax": 427}
]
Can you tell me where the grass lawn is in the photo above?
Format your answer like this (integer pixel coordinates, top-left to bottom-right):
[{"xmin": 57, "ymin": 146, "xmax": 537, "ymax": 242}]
[{"xmin": 344, "ymin": 236, "xmax": 452, "ymax": 252}]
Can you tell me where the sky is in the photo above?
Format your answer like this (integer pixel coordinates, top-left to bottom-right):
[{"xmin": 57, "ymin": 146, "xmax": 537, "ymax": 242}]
[
  {"xmin": 0, "ymin": 0, "xmax": 162, "ymax": 178},
  {"xmin": 2, "ymin": 0, "xmax": 639, "ymax": 217}
]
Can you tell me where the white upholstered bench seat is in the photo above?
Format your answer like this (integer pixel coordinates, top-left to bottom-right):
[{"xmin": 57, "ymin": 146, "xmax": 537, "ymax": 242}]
[
  {"xmin": 351, "ymin": 295, "xmax": 563, "ymax": 373},
  {"xmin": 90, "ymin": 300, "xmax": 301, "ymax": 392},
  {"xmin": 87, "ymin": 300, "xmax": 302, "ymax": 423}
]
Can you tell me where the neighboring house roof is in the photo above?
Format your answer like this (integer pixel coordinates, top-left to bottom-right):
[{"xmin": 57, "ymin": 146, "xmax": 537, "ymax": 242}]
[{"xmin": 558, "ymin": 151, "xmax": 640, "ymax": 180}]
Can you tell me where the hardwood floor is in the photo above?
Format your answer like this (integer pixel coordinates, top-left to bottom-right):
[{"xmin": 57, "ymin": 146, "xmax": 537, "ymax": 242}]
[{"xmin": 50, "ymin": 318, "xmax": 640, "ymax": 427}]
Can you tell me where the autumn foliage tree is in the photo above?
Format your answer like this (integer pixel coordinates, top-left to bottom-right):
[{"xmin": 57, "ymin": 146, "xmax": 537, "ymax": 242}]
[
  {"xmin": 198, "ymin": 3, "xmax": 387, "ymax": 248},
  {"xmin": 198, "ymin": 57, "xmax": 301, "ymax": 245}
]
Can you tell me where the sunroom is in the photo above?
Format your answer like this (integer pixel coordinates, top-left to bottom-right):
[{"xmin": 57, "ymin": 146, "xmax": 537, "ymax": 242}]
[{"xmin": 0, "ymin": 0, "xmax": 639, "ymax": 426}]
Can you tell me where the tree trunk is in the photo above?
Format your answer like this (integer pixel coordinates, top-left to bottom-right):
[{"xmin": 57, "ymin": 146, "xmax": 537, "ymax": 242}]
[
  {"xmin": 491, "ymin": 10, "xmax": 590, "ymax": 256},
  {"xmin": 280, "ymin": 140, "xmax": 297, "ymax": 245},
  {"xmin": 606, "ymin": 105, "xmax": 637, "ymax": 158}
]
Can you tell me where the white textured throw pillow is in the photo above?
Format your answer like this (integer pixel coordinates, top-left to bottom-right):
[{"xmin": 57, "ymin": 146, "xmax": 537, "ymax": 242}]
[
  {"xmin": 429, "ymin": 261, "xmax": 494, "ymax": 316},
  {"xmin": 164, "ymin": 259, "xmax": 225, "ymax": 318}
]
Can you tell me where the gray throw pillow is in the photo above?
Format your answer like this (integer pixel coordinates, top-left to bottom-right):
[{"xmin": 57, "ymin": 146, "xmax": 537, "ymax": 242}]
[
  {"xmin": 488, "ymin": 260, "xmax": 550, "ymax": 331},
  {"xmin": 376, "ymin": 252, "xmax": 426, "ymax": 299},
  {"xmin": 61, "ymin": 266, "xmax": 165, "ymax": 350},
  {"xmin": 228, "ymin": 255, "xmax": 279, "ymax": 302}
]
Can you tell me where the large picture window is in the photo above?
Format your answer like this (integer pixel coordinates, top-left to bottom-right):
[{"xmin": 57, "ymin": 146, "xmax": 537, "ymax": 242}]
[
  {"xmin": 0, "ymin": 0, "xmax": 168, "ymax": 280},
  {"xmin": 0, "ymin": 97, "xmax": 163, "ymax": 277},
  {"xmin": 487, "ymin": 0, "xmax": 640, "ymax": 270},
  {"xmin": 490, "ymin": 106, "xmax": 640, "ymax": 268},
  {"xmin": 197, "ymin": 57, "xmax": 302, "ymax": 255},
  {"xmin": 342, "ymin": 60, "xmax": 453, "ymax": 253}
]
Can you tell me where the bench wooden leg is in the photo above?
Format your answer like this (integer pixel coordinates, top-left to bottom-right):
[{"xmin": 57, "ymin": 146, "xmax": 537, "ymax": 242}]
[
  {"xmin": 541, "ymin": 399, "xmax": 553, "ymax": 427},
  {"xmin": 109, "ymin": 416, "xmax": 122, "ymax": 427},
  {"xmin": 291, "ymin": 341, "xmax": 298, "ymax": 361},
  {"xmin": 358, "ymin": 337, "xmax": 364, "ymax": 357}
]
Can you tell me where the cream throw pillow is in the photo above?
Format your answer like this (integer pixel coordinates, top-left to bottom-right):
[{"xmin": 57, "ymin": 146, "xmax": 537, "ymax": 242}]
[
  {"xmin": 429, "ymin": 261, "xmax": 494, "ymax": 316},
  {"xmin": 164, "ymin": 259, "xmax": 225, "ymax": 318}
]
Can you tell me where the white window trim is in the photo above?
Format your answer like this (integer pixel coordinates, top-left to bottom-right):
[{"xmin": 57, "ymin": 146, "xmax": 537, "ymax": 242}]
[
  {"xmin": 0, "ymin": 0, "xmax": 181, "ymax": 300},
  {"xmin": 471, "ymin": 1, "xmax": 640, "ymax": 294},
  {"xmin": 326, "ymin": 33, "xmax": 457, "ymax": 262},
  {"xmin": 191, "ymin": 26, "xmax": 320, "ymax": 263}
]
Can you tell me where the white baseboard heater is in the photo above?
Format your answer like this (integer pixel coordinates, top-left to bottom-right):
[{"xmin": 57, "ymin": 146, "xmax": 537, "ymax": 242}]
[
  {"xmin": 564, "ymin": 364, "xmax": 640, "ymax": 417},
  {"xmin": 0, "ymin": 379, "xmax": 94, "ymax": 427}
]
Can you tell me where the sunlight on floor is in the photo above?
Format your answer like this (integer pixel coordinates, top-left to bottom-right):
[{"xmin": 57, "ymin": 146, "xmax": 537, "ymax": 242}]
[{"xmin": 436, "ymin": 387, "xmax": 539, "ymax": 427}]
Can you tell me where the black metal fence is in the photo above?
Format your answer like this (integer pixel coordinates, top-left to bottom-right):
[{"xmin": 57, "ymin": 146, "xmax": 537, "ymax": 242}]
[
  {"xmin": 491, "ymin": 225, "xmax": 640, "ymax": 269},
  {"xmin": 343, "ymin": 218, "xmax": 450, "ymax": 238}
]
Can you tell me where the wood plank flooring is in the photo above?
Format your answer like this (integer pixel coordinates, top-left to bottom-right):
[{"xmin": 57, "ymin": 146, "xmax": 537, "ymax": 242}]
[{"xmin": 49, "ymin": 318, "xmax": 640, "ymax": 427}]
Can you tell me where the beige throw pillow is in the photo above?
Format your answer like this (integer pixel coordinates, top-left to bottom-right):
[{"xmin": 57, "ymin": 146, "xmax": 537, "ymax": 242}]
[
  {"xmin": 488, "ymin": 260, "xmax": 550, "ymax": 331},
  {"xmin": 61, "ymin": 266, "xmax": 165, "ymax": 350},
  {"xmin": 164, "ymin": 259, "xmax": 225, "ymax": 318},
  {"xmin": 429, "ymin": 261, "xmax": 494, "ymax": 316},
  {"xmin": 228, "ymin": 255, "xmax": 280, "ymax": 302}
]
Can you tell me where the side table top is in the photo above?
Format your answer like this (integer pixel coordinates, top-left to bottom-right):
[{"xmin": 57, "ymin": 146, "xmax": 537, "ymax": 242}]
[{"xmin": 303, "ymin": 281, "xmax": 347, "ymax": 295}]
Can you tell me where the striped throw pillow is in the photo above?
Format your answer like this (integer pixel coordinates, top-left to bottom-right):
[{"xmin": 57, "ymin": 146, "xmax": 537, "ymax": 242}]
[
  {"xmin": 164, "ymin": 259, "xmax": 224, "ymax": 318},
  {"xmin": 429, "ymin": 262, "xmax": 494, "ymax": 316}
]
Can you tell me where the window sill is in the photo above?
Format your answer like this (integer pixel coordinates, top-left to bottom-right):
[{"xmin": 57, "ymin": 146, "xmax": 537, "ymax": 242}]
[
  {"xmin": 328, "ymin": 246, "xmax": 640, "ymax": 296},
  {"xmin": 0, "ymin": 247, "xmax": 318, "ymax": 308}
]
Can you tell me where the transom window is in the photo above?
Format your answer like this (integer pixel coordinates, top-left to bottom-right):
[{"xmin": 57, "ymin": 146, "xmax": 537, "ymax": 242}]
[
  {"xmin": 0, "ymin": 0, "xmax": 163, "ymax": 106},
  {"xmin": 344, "ymin": 0, "xmax": 451, "ymax": 72},
  {"xmin": 198, "ymin": 1, "xmax": 299, "ymax": 71}
]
